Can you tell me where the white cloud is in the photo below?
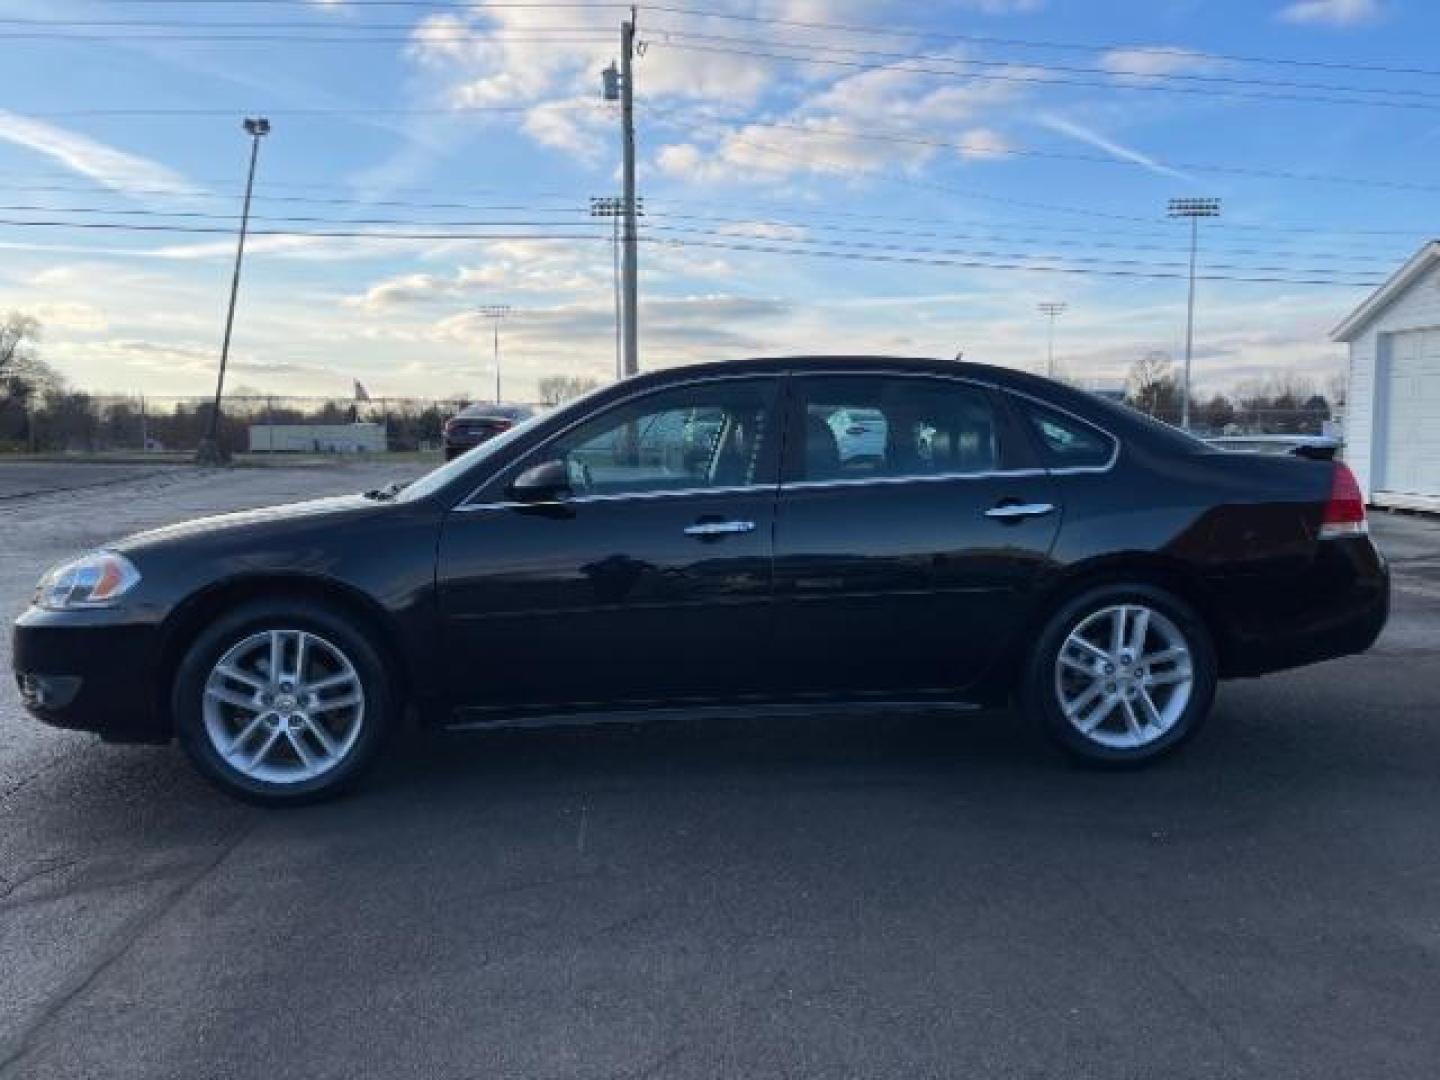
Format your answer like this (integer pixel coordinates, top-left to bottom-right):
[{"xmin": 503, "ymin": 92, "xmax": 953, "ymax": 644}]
[
  {"xmin": 653, "ymin": 49, "xmax": 1026, "ymax": 184},
  {"xmin": 0, "ymin": 110, "xmax": 198, "ymax": 199},
  {"xmin": 344, "ymin": 239, "xmax": 612, "ymax": 311},
  {"xmin": 522, "ymin": 98, "xmax": 612, "ymax": 159},
  {"xmin": 956, "ymin": 127, "xmax": 1013, "ymax": 160},
  {"xmin": 1277, "ymin": 0, "xmax": 1383, "ymax": 26},
  {"xmin": 30, "ymin": 302, "xmax": 108, "ymax": 333},
  {"xmin": 1037, "ymin": 114, "xmax": 1195, "ymax": 183},
  {"xmin": 1099, "ymin": 47, "xmax": 1215, "ymax": 80}
]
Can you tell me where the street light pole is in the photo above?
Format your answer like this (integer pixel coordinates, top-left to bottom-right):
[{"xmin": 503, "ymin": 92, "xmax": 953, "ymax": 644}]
[
  {"xmin": 1168, "ymin": 197, "xmax": 1221, "ymax": 430},
  {"xmin": 478, "ymin": 305, "xmax": 511, "ymax": 403},
  {"xmin": 1037, "ymin": 302, "xmax": 1067, "ymax": 380},
  {"xmin": 198, "ymin": 116, "xmax": 269, "ymax": 464}
]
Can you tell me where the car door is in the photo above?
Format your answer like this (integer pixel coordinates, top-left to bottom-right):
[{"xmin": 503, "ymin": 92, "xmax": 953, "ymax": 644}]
[
  {"xmin": 772, "ymin": 373, "xmax": 1062, "ymax": 698},
  {"xmin": 436, "ymin": 375, "xmax": 781, "ymax": 716}
]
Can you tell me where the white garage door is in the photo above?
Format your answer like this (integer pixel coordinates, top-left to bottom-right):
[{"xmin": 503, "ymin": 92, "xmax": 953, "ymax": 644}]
[{"xmin": 1381, "ymin": 329, "xmax": 1440, "ymax": 497}]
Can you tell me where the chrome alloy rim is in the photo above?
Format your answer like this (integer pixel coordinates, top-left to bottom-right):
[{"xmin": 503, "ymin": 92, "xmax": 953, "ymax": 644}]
[
  {"xmin": 202, "ymin": 629, "xmax": 364, "ymax": 784},
  {"xmin": 1054, "ymin": 604, "xmax": 1194, "ymax": 750}
]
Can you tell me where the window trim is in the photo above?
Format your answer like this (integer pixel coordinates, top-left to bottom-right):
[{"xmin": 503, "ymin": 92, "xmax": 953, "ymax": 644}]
[{"xmin": 458, "ymin": 372, "xmax": 784, "ymax": 510}]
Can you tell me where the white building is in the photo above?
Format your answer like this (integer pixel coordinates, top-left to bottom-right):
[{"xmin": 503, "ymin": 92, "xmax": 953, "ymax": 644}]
[
  {"xmin": 248, "ymin": 423, "xmax": 386, "ymax": 454},
  {"xmin": 1332, "ymin": 240, "xmax": 1440, "ymax": 513}
]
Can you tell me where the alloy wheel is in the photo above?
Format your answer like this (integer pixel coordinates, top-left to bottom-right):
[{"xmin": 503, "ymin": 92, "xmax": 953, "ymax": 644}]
[
  {"xmin": 202, "ymin": 628, "xmax": 365, "ymax": 785},
  {"xmin": 1053, "ymin": 603, "xmax": 1194, "ymax": 750}
]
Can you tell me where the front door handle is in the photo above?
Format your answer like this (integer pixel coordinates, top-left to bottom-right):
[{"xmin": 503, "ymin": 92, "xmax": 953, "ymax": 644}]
[
  {"xmin": 683, "ymin": 520, "xmax": 756, "ymax": 537},
  {"xmin": 984, "ymin": 502, "xmax": 1056, "ymax": 520}
]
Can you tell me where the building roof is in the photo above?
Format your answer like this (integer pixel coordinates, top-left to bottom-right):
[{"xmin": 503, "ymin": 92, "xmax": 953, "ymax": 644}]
[{"xmin": 1331, "ymin": 240, "xmax": 1440, "ymax": 343}]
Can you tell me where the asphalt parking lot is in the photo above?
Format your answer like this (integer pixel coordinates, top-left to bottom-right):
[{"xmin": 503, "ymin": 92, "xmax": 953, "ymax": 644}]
[{"xmin": 1, "ymin": 460, "xmax": 1438, "ymax": 1079}]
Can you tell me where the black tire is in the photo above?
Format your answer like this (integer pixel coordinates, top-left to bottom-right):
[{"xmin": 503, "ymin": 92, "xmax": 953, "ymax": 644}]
[
  {"xmin": 1021, "ymin": 582, "xmax": 1217, "ymax": 766},
  {"xmin": 173, "ymin": 598, "xmax": 395, "ymax": 805},
  {"xmin": 444, "ymin": 447, "xmax": 461, "ymax": 461}
]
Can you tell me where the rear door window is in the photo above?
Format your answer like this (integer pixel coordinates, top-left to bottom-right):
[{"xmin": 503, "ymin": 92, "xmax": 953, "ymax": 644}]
[{"xmin": 793, "ymin": 376, "xmax": 1002, "ymax": 482}]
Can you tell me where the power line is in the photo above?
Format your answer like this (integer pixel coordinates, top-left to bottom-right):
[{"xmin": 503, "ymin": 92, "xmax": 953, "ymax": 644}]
[
  {"xmin": 0, "ymin": 174, "xmax": 1426, "ymax": 243},
  {"xmin": 651, "ymin": 236, "xmax": 1383, "ymax": 288},
  {"xmin": 646, "ymin": 29, "xmax": 1440, "ymax": 105},
  {"xmin": 0, "ymin": 216, "xmax": 1387, "ymax": 285},
  {"xmin": 658, "ymin": 109, "xmax": 1440, "ymax": 194},
  {"xmin": 652, "ymin": 40, "xmax": 1440, "ymax": 114},
  {"xmin": 0, "ymin": 200, "xmax": 1408, "ymax": 265},
  {"xmin": 13, "ymin": 21, "xmax": 1438, "ymax": 113},
  {"xmin": 85, "ymin": 0, "xmax": 1440, "ymax": 85},
  {"xmin": 642, "ymin": 4, "xmax": 1440, "ymax": 80}
]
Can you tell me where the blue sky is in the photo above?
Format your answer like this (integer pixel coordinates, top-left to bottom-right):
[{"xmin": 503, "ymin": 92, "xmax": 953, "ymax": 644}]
[{"xmin": 0, "ymin": 0, "xmax": 1435, "ymax": 401}]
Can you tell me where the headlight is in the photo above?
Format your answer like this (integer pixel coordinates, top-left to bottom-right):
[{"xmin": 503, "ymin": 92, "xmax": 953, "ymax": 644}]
[{"xmin": 34, "ymin": 552, "xmax": 141, "ymax": 611}]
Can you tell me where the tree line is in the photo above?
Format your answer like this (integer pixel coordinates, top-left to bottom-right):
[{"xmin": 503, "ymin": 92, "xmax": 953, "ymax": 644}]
[
  {"xmin": 1, "ymin": 311, "xmax": 1340, "ymax": 453},
  {"xmin": 1122, "ymin": 350, "xmax": 1341, "ymax": 435},
  {"xmin": 0, "ymin": 312, "xmax": 605, "ymax": 454}
]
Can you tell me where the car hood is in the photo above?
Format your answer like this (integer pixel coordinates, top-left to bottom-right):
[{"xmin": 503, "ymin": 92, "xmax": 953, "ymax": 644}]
[{"xmin": 112, "ymin": 493, "xmax": 384, "ymax": 554}]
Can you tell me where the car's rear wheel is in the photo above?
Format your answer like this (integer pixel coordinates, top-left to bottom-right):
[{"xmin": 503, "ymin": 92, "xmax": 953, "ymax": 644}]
[
  {"xmin": 1022, "ymin": 583, "xmax": 1217, "ymax": 765},
  {"xmin": 173, "ymin": 599, "xmax": 394, "ymax": 804}
]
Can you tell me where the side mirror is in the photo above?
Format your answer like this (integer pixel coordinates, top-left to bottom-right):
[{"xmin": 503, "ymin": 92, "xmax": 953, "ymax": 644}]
[{"xmin": 509, "ymin": 459, "xmax": 572, "ymax": 503}]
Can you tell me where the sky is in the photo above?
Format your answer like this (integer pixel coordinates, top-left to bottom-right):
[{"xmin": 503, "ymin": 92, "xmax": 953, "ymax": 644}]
[{"xmin": 0, "ymin": 0, "xmax": 1436, "ymax": 403}]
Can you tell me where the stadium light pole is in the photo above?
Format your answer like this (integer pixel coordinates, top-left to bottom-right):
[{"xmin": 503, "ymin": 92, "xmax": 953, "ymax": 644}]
[
  {"xmin": 1168, "ymin": 197, "xmax": 1221, "ymax": 430},
  {"xmin": 198, "ymin": 116, "xmax": 269, "ymax": 464},
  {"xmin": 478, "ymin": 305, "xmax": 512, "ymax": 404},
  {"xmin": 1037, "ymin": 302, "xmax": 1067, "ymax": 380}
]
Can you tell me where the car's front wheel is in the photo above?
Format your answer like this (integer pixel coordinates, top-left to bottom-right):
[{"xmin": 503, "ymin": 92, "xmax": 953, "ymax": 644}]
[
  {"xmin": 1022, "ymin": 583, "xmax": 1217, "ymax": 765},
  {"xmin": 173, "ymin": 599, "xmax": 394, "ymax": 804}
]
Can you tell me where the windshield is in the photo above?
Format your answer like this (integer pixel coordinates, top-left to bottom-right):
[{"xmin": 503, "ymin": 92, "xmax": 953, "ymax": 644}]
[{"xmin": 394, "ymin": 412, "xmax": 544, "ymax": 504}]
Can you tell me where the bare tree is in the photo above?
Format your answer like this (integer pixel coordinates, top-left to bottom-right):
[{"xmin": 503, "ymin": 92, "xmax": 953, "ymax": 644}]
[
  {"xmin": 1125, "ymin": 351, "xmax": 1180, "ymax": 420},
  {"xmin": 0, "ymin": 312, "xmax": 58, "ymax": 395},
  {"xmin": 1326, "ymin": 369, "xmax": 1349, "ymax": 410},
  {"xmin": 537, "ymin": 374, "xmax": 600, "ymax": 407}
]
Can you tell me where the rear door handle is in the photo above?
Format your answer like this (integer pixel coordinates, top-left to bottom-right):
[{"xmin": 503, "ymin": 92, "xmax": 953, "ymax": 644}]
[
  {"xmin": 984, "ymin": 502, "xmax": 1056, "ymax": 520},
  {"xmin": 683, "ymin": 520, "xmax": 756, "ymax": 537}
]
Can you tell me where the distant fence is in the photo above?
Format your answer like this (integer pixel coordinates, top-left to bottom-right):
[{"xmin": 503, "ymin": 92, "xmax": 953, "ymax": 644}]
[
  {"xmin": 1136, "ymin": 406, "xmax": 1337, "ymax": 439},
  {"xmin": 0, "ymin": 391, "xmax": 1337, "ymax": 455},
  {"xmin": 0, "ymin": 394, "xmax": 545, "ymax": 455}
]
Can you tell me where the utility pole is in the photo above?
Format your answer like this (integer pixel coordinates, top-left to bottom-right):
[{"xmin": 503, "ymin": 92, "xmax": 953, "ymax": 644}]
[
  {"xmin": 197, "ymin": 116, "xmax": 269, "ymax": 464},
  {"xmin": 1037, "ymin": 302, "xmax": 1067, "ymax": 380},
  {"xmin": 478, "ymin": 305, "xmax": 511, "ymax": 403},
  {"xmin": 1168, "ymin": 197, "xmax": 1221, "ymax": 430},
  {"xmin": 603, "ymin": 7, "xmax": 640, "ymax": 377},
  {"xmin": 590, "ymin": 195, "xmax": 644, "ymax": 381}
]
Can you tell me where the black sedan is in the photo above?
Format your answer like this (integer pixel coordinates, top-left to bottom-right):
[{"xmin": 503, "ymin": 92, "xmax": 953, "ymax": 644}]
[
  {"xmin": 442, "ymin": 403, "xmax": 535, "ymax": 460},
  {"xmin": 13, "ymin": 357, "xmax": 1388, "ymax": 804}
]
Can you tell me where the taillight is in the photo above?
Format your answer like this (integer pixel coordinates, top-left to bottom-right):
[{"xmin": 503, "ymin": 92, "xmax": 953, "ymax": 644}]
[
  {"xmin": 443, "ymin": 419, "xmax": 456, "ymax": 435},
  {"xmin": 1320, "ymin": 462, "xmax": 1367, "ymax": 539},
  {"xmin": 493, "ymin": 419, "xmax": 513, "ymax": 432}
]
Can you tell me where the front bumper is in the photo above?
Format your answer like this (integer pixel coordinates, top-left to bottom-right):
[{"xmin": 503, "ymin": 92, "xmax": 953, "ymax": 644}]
[{"xmin": 11, "ymin": 607, "xmax": 167, "ymax": 743}]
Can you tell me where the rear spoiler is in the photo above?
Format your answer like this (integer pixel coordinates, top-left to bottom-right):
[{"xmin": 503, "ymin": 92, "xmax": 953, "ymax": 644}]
[{"xmin": 1205, "ymin": 436, "xmax": 1339, "ymax": 462}]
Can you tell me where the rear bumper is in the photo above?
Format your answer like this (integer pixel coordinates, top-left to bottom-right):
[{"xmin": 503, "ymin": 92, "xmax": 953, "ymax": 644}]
[
  {"xmin": 11, "ymin": 608, "xmax": 167, "ymax": 743},
  {"xmin": 1216, "ymin": 536, "xmax": 1390, "ymax": 678}
]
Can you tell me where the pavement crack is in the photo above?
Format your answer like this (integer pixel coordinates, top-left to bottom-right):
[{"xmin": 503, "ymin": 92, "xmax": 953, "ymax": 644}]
[
  {"xmin": 0, "ymin": 857, "xmax": 79, "ymax": 901},
  {"xmin": 0, "ymin": 820, "xmax": 258, "ymax": 1077}
]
